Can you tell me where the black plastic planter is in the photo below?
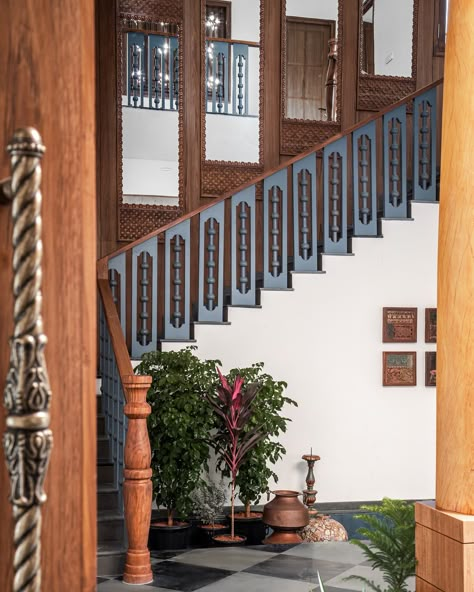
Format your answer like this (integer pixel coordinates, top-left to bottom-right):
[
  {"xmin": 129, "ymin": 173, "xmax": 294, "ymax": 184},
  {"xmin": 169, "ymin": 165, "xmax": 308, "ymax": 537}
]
[{"xmin": 148, "ymin": 522, "xmax": 193, "ymax": 550}]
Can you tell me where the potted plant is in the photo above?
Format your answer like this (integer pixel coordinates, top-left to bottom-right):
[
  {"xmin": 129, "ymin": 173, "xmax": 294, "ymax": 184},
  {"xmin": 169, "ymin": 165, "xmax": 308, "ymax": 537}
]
[
  {"xmin": 190, "ymin": 477, "xmax": 228, "ymax": 546},
  {"xmin": 220, "ymin": 364, "xmax": 297, "ymax": 544},
  {"xmin": 208, "ymin": 368, "xmax": 265, "ymax": 544},
  {"xmin": 135, "ymin": 347, "xmax": 220, "ymax": 550}
]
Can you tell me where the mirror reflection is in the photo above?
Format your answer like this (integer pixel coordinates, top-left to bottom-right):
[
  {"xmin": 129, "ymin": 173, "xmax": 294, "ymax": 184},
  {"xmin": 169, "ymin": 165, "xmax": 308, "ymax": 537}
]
[
  {"xmin": 205, "ymin": 1, "xmax": 260, "ymax": 163},
  {"xmin": 122, "ymin": 20, "xmax": 179, "ymax": 206},
  {"xmin": 361, "ymin": 0, "xmax": 414, "ymax": 77},
  {"xmin": 285, "ymin": 0, "xmax": 338, "ymax": 121}
]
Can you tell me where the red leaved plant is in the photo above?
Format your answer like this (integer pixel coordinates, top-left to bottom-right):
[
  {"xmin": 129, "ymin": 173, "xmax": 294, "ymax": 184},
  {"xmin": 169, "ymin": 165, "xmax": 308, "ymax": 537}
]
[{"xmin": 208, "ymin": 368, "xmax": 265, "ymax": 540}]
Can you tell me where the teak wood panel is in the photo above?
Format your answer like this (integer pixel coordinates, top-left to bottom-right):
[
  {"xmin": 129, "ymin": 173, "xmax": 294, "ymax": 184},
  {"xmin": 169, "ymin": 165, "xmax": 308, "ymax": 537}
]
[{"xmin": 0, "ymin": 1, "xmax": 97, "ymax": 590}]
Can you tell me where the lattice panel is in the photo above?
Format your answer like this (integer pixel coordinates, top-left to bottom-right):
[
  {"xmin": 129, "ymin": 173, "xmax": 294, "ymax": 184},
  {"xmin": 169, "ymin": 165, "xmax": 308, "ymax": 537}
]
[
  {"xmin": 202, "ymin": 162, "xmax": 263, "ymax": 197},
  {"xmin": 281, "ymin": 121, "xmax": 340, "ymax": 155},
  {"xmin": 119, "ymin": 206, "xmax": 183, "ymax": 241}
]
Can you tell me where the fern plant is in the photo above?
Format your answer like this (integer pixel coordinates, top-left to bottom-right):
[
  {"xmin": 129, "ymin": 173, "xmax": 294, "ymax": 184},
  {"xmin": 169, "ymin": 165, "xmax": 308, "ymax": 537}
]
[{"xmin": 346, "ymin": 498, "xmax": 416, "ymax": 592}]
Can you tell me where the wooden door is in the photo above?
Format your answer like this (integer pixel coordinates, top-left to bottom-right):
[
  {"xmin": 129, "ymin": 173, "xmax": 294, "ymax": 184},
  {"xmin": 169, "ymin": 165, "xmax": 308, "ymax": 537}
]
[
  {"xmin": 286, "ymin": 18, "xmax": 335, "ymax": 120},
  {"xmin": 0, "ymin": 1, "xmax": 96, "ymax": 590}
]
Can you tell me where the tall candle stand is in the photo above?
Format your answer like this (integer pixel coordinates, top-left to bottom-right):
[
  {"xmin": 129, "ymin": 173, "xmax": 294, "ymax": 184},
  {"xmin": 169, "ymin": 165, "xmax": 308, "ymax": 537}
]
[{"xmin": 302, "ymin": 452, "xmax": 320, "ymax": 516}]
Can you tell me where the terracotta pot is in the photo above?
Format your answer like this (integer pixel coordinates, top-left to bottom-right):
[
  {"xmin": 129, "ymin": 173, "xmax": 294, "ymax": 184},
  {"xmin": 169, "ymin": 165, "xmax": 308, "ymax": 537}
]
[{"xmin": 262, "ymin": 490, "xmax": 309, "ymax": 544}]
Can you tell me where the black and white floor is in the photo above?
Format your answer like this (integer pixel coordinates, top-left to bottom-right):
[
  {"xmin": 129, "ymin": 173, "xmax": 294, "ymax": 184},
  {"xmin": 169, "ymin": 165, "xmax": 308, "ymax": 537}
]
[{"xmin": 97, "ymin": 542, "xmax": 416, "ymax": 591}]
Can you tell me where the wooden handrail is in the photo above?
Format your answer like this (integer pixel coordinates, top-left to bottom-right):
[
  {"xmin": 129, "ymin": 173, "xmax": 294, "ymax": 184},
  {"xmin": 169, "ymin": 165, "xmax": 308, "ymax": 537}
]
[
  {"xmin": 205, "ymin": 36, "xmax": 260, "ymax": 47},
  {"xmin": 99, "ymin": 77, "xmax": 443, "ymax": 266}
]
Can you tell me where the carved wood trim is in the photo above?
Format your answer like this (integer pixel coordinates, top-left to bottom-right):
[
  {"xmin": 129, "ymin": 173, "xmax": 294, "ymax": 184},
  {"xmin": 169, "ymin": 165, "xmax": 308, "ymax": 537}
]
[
  {"xmin": 117, "ymin": 1, "xmax": 185, "ymax": 241},
  {"xmin": 200, "ymin": 0, "xmax": 265, "ymax": 198},
  {"xmin": 357, "ymin": 0, "xmax": 419, "ymax": 111},
  {"xmin": 280, "ymin": 0, "xmax": 343, "ymax": 155}
]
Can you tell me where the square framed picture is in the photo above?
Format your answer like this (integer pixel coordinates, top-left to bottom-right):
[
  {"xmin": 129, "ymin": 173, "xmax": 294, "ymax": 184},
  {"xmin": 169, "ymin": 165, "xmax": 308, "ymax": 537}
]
[
  {"xmin": 425, "ymin": 351, "xmax": 437, "ymax": 387},
  {"xmin": 383, "ymin": 308, "xmax": 417, "ymax": 343},
  {"xmin": 383, "ymin": 352, "xmax": 417, "ymax": 386},
  {"xmin": 425, "ymin": 308, "xmax": 437, "ymax": 343}
]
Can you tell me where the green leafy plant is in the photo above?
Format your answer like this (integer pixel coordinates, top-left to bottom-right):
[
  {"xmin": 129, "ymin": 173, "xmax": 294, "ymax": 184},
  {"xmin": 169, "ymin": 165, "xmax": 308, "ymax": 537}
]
[
  {"xmin": 208, "ymin": 369, "xmax": 265, "ymax": 539},
  {"xmin": 223, "ymin": 363, "xmax": 297, "ymax": 516},
  {"xmin": 190, "ymin": 476, "xmax": 226, "ymax": 528},
  {"xmin": 346, "ymin": 498, "xmax": 416, "ymax": 592},
  {"xmin": 135, "ymin": 347, "xmax": 220, "ymax": 526}
]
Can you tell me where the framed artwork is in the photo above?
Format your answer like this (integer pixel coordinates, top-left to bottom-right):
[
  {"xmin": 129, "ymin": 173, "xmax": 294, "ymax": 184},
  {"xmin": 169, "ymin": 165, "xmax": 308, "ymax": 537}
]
[
  {"xmin": 425, "ymin": 308, "xmax": 437, "ymax": 343},
  {"xmin": 383, "ymin": 307, "xmax": 418, "ymax": 343},
  {"xmin": 383, "ymin": 352, "xmax": 417, "ymax": 386},
  {"xmin": 425, "ymin": 352, "xmax": 437, "ymax": 387}
]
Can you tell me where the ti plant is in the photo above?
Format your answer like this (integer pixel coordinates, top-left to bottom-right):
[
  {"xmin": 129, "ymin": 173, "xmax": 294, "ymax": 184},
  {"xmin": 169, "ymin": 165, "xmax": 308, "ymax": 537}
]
[
  {"xmin": 346, "ymin": 498, "xmax": 416, "ymax": 592},
  {"xmin": 208, "ymin": 368, "xmax": 265, "ymax": 539}
]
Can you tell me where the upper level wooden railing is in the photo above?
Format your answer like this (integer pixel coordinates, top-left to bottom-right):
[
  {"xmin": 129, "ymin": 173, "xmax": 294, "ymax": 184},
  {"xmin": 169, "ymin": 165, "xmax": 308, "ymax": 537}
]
[{"xmin": 97, "ymin": 77, "xmax": 443, "ymax": 582}]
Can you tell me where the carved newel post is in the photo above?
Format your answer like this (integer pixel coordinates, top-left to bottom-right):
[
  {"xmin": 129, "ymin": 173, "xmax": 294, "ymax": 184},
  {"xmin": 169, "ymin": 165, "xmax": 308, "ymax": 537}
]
[
  {"xmin": 302, "ymin": 453, "xmax": 320, "ymax": 516},
  {"xmin": 122, "ymin": 375, "xmax": 153, "ymax": 585}
]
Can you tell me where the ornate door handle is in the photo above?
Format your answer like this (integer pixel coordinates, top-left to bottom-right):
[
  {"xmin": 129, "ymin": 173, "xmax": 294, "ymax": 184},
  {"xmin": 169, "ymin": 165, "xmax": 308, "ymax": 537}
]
[{"xmin": 2, "ymin": 128, "xmax": 53, "ymax": 592}]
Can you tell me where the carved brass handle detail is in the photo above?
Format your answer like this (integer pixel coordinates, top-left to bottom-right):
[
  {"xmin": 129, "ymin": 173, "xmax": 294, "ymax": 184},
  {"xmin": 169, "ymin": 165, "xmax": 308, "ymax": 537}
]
[{"xmin": 3, "ymin": 128, "xmax": 53, "ymax": 592}]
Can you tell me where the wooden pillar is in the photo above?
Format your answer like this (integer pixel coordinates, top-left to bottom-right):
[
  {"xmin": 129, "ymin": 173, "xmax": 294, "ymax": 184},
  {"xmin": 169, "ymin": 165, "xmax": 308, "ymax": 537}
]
[
  {"xmin": 340, "ymin": 0, "xmax": 359, "ymax": 130},
  {"xmin": 183, "ymin": 0, "xmax": 202, "ymax": 212},
  {"xmin": 416, "ymin": 0, "xmax": 474, "ymax": 589},
  {"xmin": 123, "ymin": 376, "xmax": 153, "ymax": 585},
  {"xmin": 262, "ymin": 0, "xmax": 281, "ymax": 169}
]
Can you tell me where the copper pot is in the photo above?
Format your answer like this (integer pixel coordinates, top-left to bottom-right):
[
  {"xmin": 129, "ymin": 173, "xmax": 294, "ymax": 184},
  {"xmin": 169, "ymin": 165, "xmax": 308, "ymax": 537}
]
[{"xmin": 262, "ymin": 490, "xmax": 309, "ymax": 544}]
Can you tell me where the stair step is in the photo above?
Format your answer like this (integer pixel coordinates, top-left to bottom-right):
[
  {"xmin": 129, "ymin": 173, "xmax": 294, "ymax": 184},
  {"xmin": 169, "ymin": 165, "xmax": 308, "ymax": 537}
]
[
  {"xmin": 97, "ymin": 543, "xmax": 126, "ymax": 578},
  {"xmin": 97, "ymin": 510, "xmax": 125, "ymax": 544},
  {"xmin": 97, "ymin": 436, "xmax": 110, "ymax": 461},
  {"xmin": 97, "ymin": 460, "xmax": 115, "ymax": 486},
  {"xmin": 98, "ymin": 485, "xmax": 120, "ymax": 512}
]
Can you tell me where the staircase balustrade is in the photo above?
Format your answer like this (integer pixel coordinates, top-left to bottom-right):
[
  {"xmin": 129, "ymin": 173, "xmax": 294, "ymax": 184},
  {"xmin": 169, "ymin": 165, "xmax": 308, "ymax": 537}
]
[
  {"xmin": 206, "ymin": 38, "xmax": 259, "ymax": 116},
  {"xmin": 96, "ymin": 79, "xmax": 442, "ymax": 583}
]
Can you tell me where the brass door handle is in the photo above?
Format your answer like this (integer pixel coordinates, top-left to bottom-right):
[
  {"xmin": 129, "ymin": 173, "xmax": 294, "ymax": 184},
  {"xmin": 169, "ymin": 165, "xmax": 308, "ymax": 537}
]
[{"xmin": 3, "ymin": 128, "xmax": 53, "ymax": 592}]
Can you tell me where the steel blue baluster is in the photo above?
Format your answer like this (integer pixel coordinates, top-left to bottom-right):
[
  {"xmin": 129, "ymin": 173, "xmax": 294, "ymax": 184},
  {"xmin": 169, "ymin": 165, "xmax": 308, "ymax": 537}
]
[
  {"xmin": 109, "ymin": 269, "xmax": 118, "ymax": 305},
  {"xmin": 231, "ymin": 187, "xmax": 256, "ymax": 304},
  {"xmin": 153, "ymin": 47, "xmax": 160, "ymax": 108},
  {"xmin": 217, "ymin": 52, "xmax": 224, "ymax": 113},
  {"xmin": 383, "ymin": 105, "xmax": 407, "ymax": 217},
  {"xmin": 232, "ymin": 44, "xmax": 249, "ymax": 115},
  {"xmin": 413, "ymin": 88, "xmax": 437, "ymax": 201},
  {"xmin": 165, "ymin": 220, "xmax": 191, "ymax": 339},
  {"xmin": 108, "ymin": 253, "xmax": 126, "ymax": 337},
  {"xmin": 264, "ymin": 170, "xmax": 288, "ymax": 288},
  {"xmin": 131, "ymin": 237, "xmax": 158, "ymax": 358},
  {"xmin": 198, "ymin": 201, "xmax": 225, "ymax": 321},
  {"xmin": 352, "ymin": 121, "xmax": 377, "ymax": 236},
  {"xmin": 293, "ymin": 154, "xmax": 317, "ymax": 271},
  {"xmin": 323, "ymin": 137, "xmax": 348, "ymax": 254}
]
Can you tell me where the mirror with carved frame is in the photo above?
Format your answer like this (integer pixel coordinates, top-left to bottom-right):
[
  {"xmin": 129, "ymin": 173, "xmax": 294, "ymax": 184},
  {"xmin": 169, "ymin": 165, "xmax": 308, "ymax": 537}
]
[
  {"xmin": 281, "ymin": 0, "xmax": 341, "ymax": 123},
  {"xmin": 119, "ymin": 16, "xmax": 183, "ymax": 208},
  {"xmin": 202, "ymin": 0, "xmax": 262, "ymax": 164}
]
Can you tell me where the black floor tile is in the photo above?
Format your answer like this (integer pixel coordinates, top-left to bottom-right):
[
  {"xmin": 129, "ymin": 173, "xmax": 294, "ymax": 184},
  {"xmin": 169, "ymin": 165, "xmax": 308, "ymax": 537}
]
[
  {"xmin": 245, "ymin": 554, "xmax": 354, "ymax": 584},
  {"xmin": 151, "ymin": 560, "xmax": 234, "ymax": 591},
  {"xmin": 96, "ymin": 577, "xmax": 109, "ymax": 584},
  {"xmin": 150, "ymin": 550, "xmax": 188, "ymax": 560}
]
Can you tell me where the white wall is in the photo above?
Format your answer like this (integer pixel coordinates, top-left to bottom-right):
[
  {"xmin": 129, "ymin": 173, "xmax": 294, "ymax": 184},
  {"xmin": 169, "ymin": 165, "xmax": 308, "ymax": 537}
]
[
  {"xmin": 206, "ymin": 114, "xmax": 259, "ymax": 162},
  {"xmin": 373, "ymin": 0, "xmax": 413, "ymax": 76},
  {"xmin": 122, "ymin": 107, "xmax": 178, "ymax": 197},
  {"xmin": 231, "ymin": 0, "xmax": 260, "ymax": 42},
  {"xmin": 163, "ymin": 202, "xmax": 438, "ymax": 504},
  {"xmin": 286, "ymin": 0, "xmax": 338, "ymax": 26}
]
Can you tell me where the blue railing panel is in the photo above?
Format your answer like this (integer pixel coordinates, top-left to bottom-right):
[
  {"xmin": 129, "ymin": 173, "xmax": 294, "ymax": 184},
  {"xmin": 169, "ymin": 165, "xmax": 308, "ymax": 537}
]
[
  {"xmin": 199, "ymin": 201, "xmax": 225, "ymax": 322},
  {"xmin": 353, "ymin": 120, "xmax": 378, "ymax": 236},
  {"xmin": 108, "ymin": 253, "xmax": 127, "ymax": 338},
  {"xmin": 323, "ymin": 137, "xmax": 348, "ymax": 254},
  {"xmin": 264, "ymin": 169, "xmax": 288, "ymax": 288},
  {"xmin": 231, "ymin": 187, "xmax": 256, "ymax": 305},
  {"xmin": 292, "ymin": 154, "xmax": 318, "ymax": 271},
  {"xmin": 127, "ymin": 32, "xmax": 145, "ymax": 108},
  {"xmin": 232, "ymin": 44, "xmax": 249, "ymax": 116},
  {"xmin": 99, "ymin": 302, "xmax": 127, "ymax": 511},
  {"xmin": 131, "ymin": 236, "xmax": 158, "ymax": 359},
  {"xmin": 413, "ymin": 87, "xmax": 437, "ymax": 202},
  {"xmin": 164, "ymin": 219, "xmax": 191, "ymax": 340},
  {"xmin": 383, "ymin": 104, "xmax": 408, "ymax": 218}
]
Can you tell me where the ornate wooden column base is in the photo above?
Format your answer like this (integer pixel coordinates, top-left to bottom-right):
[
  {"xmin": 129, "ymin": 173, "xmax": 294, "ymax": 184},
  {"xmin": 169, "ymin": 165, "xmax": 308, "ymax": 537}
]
[
  {"xmin": 415, "ymin": 501, "xmax": 474, "ymax": 592},
  {"xmin": 123, "ymin": 376, "xmax": 153, "ymax": 585}
]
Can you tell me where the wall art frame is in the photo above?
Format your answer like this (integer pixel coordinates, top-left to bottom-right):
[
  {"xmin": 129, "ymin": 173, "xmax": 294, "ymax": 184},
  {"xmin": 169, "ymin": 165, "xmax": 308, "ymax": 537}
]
[
  {"xmin": 425, "ymin": 307, "xmax": 437, "ymax": 343},
  {"xmin": 383, "ymin": 307, "xmax": 418, "ymax": 343},
  {"xmin": 425, "ymin": 351, "xmax": 437, "ymax": 387},
  {"xmin": 357, "ymin": 0, "xmax": 419, "ymax": 112},
  {"xmin": 280, "ymin": 0, "xmax": 343, "ymax": 155},
  {"xmin": 117, "ymin": 0, "xmax": 185, "ymax": 241},
  {"xmin": 383, "ymin": 351, "xmax": 417, "ymax": 387}
]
